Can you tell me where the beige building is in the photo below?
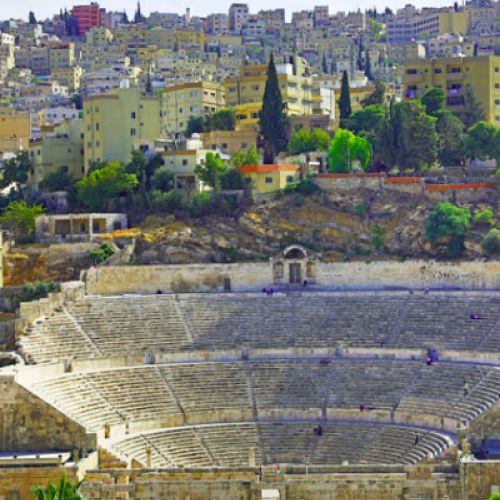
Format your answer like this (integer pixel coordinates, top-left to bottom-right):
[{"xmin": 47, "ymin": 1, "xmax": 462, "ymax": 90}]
[
  {"xmin": 35, "ymin": 213, "xmax": 127, "ymax": 243},
  {"xmin": 84, "ymin": 86, "xmax": 161, "ymax": 168},
  {"xmin": 161, "ymin": 82, "xmax": 225, "ymax": 136}
]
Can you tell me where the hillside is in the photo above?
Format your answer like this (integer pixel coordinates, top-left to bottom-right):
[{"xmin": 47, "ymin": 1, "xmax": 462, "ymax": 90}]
[{"xmin": 132, "ymin": 186, "xmax": 498, "ymax": 265}]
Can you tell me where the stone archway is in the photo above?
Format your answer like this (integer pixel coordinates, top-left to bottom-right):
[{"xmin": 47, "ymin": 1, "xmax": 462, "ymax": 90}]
[{"xmin": 271, "ymin": 245, "xmax": 318, "ymax": 287}]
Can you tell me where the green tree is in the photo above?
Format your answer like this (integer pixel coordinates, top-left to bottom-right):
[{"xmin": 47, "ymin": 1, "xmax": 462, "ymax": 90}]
[
  {"xmin": 311, "ymin": 128, "xmax": 331, "ymax": 152},
  {"xmin": 425, "ymin": 202, "xmax": 471, "ymax": 257},
  {"xmin": 482, "ymin": 228, "xmax": 500, "ymax": 256},
  {"xmin": 393, "ymin": 101, "xmax": 437, "ymax": 171},
  {"xmin": 151, "ymin": 166, "xmax": 174, "ymax": 192},
  {"xmin": 220, "ymin": 168, "xmax": 246, "ymax": 189},
  {"xmin": 40, "ymin": 171, "xmax": 74, "ymax": 192},
  {"xmin": 259, "ymin": 54, "xmax": 289, "ymax": 163},
  {"xmin": 328, "ymin": 129, "xmax": 371, "ymax": 172},
  {"xmin": 436, "ymin": 111, "xmax": 466, "ymax": 165},
  {"xmin": 288, "ymin": 129, "xmax": 314, "ymax": 154},
  {"xmin": 346, "ymin": 104, "xmax": 386, "ymax": 139},
  {"xmin": 29, "ymin": 11, "xmax": 37, "ymax": 24},
  {"xmin": 184, "ymin": 116, "xmax": 205, "ymax": 137},
  {"xmin": 0, "ymin": 151, "xmax": 32, "ymax": 191},
  {"xmin": 76, "ymin": 162, "xmax": 138, "ymax": 211},
  {"xmin": 421, "ymin": 88, "xmax": 445, "ymax": 117},
  {"xmin": 231, "ymin": 145, "xmax": 260, "ymax": 167},
  {"xmin": 465, "ymin": 121, "xmax": 499, "ymax": 162},
  {"xmin": 32, "ymin": 474, "xmax": 83, "ymax": 500},
  {"xmin": 361, "ymin": 79, "xmax": 385, "ymax": 107},
  {"xmin": 195, "ymin": 152, "xmax": 227, "ymax": 191},
  {"xmin": 134, "ymin": 1, "xmax": 145, "ymax": 23},
  {"xmin": 374, "ymin": 116, "xmax": 396, "ymax": 166},
  {"xmin": 0, "ymin": 201, "xmax": 44, "ymax": 239},
  {"xmin": 459, "ymin": 87, "xmax": 485, "ymax": 129},
  {"xmin": 207, "ymin": 108, "xmax": 236, "ymax": 131},
  {"xmin": 338, "ymin": 70, "xmax": 352, "ymax": 126}
]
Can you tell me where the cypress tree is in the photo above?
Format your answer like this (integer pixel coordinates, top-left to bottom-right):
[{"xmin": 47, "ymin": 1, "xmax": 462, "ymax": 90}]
[
  {"xmin": 338, "ymin": 70, "xmax": 352, "ymax": 126},
  {"xmin": 364, "ymin": 51, "xmax": 373, "ymax": 81},
  {"xmin": 258, "ymin": 54, "xmax": 288, "ymax": 164}
]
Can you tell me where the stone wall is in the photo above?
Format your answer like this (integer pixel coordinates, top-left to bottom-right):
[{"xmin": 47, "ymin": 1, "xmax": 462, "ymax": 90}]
[
  {"xmin": 0, "ymin": 465, "xmax": 79, "ymax": 499},
  {"xmin": 84, "ymin": 260, "xmax": 499, "ymax": 295},
  {"xmin": 0, "ymin": 376, "xmax": 94, "ymax": 452},
  {"xmin": 80, "ymin": 466, "xmax": 465, "ymax": 499},
  {"xmin": 85, "ymin": 263, "xmax": 272, "ymax": 295}
]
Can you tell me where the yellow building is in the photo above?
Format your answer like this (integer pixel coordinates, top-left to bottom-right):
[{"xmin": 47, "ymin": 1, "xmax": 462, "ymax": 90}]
[
  {"xmin": 28, "ymin": 120, "xmax": 84, "ymax": 191},
  {"xmin": 224, "ymin": 58, "xmax": 314, "ymax": 118},
  {"xmin": 200, "ymin": 128, "xmax": 258, "ymax": 154},
  {"xmin": 239, "ymin": 164, "xmax": 301, "ymax": 193},
  {"xmin": 161, "ymin": 82, "xmax": 225, "ymax": 136},
  {"xmin": 85, "ymin": 27, "xmax": 113, "ymax": 46},
  {"xmin": 83, "ymin": 87, "xmax": 161, "ymax": 168},
  {"xmin": 49, "ymin": 43, "xmax": 75, "ymax": 72},
  {"xmin": 438, "ymin": 10, "xmax": 469, "ymax": 35},
  {"xmin": 403, "ymin": 55, "xmax": 500, "ymax": 124},
  {"xmin": 51, "ymin": 66, "xmax": 82, "ymax": 94},
  {"xmin": 0, "ymin": 111, "xmax": 31, "ymax": 152},
  {"xmin": 146, "ymin": 28, "xmax": 175, "ymax": 50},
  {"xmin": 174, "ymin": 29, "xmax": 206, "ymax": 51}
]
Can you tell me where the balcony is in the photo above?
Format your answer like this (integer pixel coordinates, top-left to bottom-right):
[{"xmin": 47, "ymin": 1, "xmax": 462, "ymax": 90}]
[
  {"xmin": 403, "ymin": 73, "xmax": 422, "ymax": 84},
  {"xmin": 446, "ymin": 71, "xmax": 465, "ymax": 81}
]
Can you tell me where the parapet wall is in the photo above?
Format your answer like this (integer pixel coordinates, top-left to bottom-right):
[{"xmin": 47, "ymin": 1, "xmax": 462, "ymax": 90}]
[
  {"xmin": 15, "ymin": 281, "xmax": 85, "ymax": 334},
  {"xmin": 84, "ymin": 260, "xmax": 499, "ymax": 295},
  {"xmin": 315, "ymin": 174, "xmax": 496, "ymax": 203}
]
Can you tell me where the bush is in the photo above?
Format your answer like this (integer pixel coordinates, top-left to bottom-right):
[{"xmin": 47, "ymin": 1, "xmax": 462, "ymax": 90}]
[
  {"xmin": 372, "ymin": 224, "xmax": 385, "ymax": 250},
  {"xmin": 151, "ymin": 190, "xmax": 185, "ymax": 212},
  {"xmin": 151, "ymin": 166, "xmax": 174, "ymax": 192},
  {"xmin": 473, "ymin": 209, "xmax": 494, "ymax": 226},
  {"xmin": 296, "ymin": 178, "xmax": 319, "ymax": 195},
  {"xmin": 90, "ymin": 243, "xmax": 115, "ymax": 264},
  {"xmin": 189, "ymin": 192, "xmax": 214, "ymax": 218},
  {"xmin": 482, "ymin": 228, "xmax": 500, "ymax": 255},
  {"xmin": 425, "ymin": 202, "xmax": 471, "ymax": 257},
  {"xmin": 14, "ymin": 281, "xmax": 60, "ymax": 307}
]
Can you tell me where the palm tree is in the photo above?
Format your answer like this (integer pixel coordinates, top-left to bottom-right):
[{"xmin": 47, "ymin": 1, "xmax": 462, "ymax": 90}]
[{"xmin": 32, "ymin": 474, "xmax": 83, "ymax": 499}]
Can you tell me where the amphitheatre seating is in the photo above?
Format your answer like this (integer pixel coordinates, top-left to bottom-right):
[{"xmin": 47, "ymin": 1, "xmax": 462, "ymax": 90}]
[
  {"xmin": 20, "ymin": 292, "xmax": 500, "ymax": 364},
  {"xmin": 27, "ymin": 360, "xmax": 500, "ymax": 432},
  {"xmin": 111, "ymin": 422, "xmax": 451, "ymax": 467}
]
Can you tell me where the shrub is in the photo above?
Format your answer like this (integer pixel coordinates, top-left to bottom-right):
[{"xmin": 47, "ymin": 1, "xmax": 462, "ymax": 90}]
[
  {"xmin": 482, "ymin": 228, "xmax": 500, "ymax": 255},
  {"xmin": 151, "ymin": 190, "xmax": 185, "ymax": 212},
  {"xmin": 296, "ymin": 178, "xmax": 319, "ymax": 195},
  {"xmin": 425, "ymin": 202, "xmax": 471, "ymax": 257},
  {"xmin": 90, "ymin": 243, "xmax": 115, "ymax": 264},
  {"xmin": 14, "ymin": 281, "xmax": 60, "ymax": 307},
  {"xmin": 372, "ymin": 224, "xmax": 385, "ymax": 250},
  {"xmin": 473, "ymin": 209, "xmax": 494, "ymax": 226},
  {"xmin": 354, "ymin": 204, "xmax": 368, "ymax": 217},
  {"xmin": 189, "ymin": 192, "xmax": 214, "ymax": 218}
]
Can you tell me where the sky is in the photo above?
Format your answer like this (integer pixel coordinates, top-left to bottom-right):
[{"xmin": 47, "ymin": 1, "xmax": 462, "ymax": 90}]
[{"xmin": 3, "ymin": 0, "xmax": 456, "ymax": 22}]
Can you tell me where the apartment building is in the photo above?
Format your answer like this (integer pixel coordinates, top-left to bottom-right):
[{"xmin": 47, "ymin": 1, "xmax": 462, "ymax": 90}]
[
  {"xmin": 402, "ymin": 55, "xmax": 500, "ymax": 124},
  {"xmin": 73, "ymin": 3, "xmax": 101, "ymax": 35},
  {"xmin": 229, "ymin": 4, "xmax": 250, "ymax": 33},
  {"xmin": 83, "ymin": 86, "xmax": 161, "ymax": 167},
  {"xmin": 161, "ymin": 82, "xmax": 225, "ymax": 136}
]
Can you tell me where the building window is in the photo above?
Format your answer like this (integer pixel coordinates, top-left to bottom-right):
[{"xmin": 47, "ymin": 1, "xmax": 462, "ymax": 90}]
[
  {"xmin": 60, "ymin": 165, "xmax": 69, "ymax": 174},
  {"xmin": 130, "ymin": 128, "xmax": 136, "ymax": 136},
  {"xmin": 265, "ymin": 177, "xmax": 273, "ymax": 183},
  {"xmin": 406, "ymin": 68, "xmax": 417, "ymax": 74},
  {"xmin": 434, "ymin": 68, "xmax": 442, "ymax": 74},
  {"xmin": 182, "ymin": 159, "xmax": 188, "ymax": 166},
  {"xmin": 95, "ymin": 123, "xmax": 100, "ymax": 130},
  {"xmin": 286, "ymin": 176, "xmax": 294, "ymax": 183},
  {"xmin": 131, "ymin": 112, "xmax": 136, "ymax": 119}
]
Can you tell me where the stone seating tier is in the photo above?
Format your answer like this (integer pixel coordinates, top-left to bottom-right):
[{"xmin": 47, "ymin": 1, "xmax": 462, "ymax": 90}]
[
  {"xmin": 20, "ymin": 293, "xmax": 499, "ymax": 364},
  {"xmin": 28, "ymin": 360, "xmax": 500, "ymax": 432},
  {"xmin": 112, "ymin": 422, "xmax": 450, "ymax": 468}
]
